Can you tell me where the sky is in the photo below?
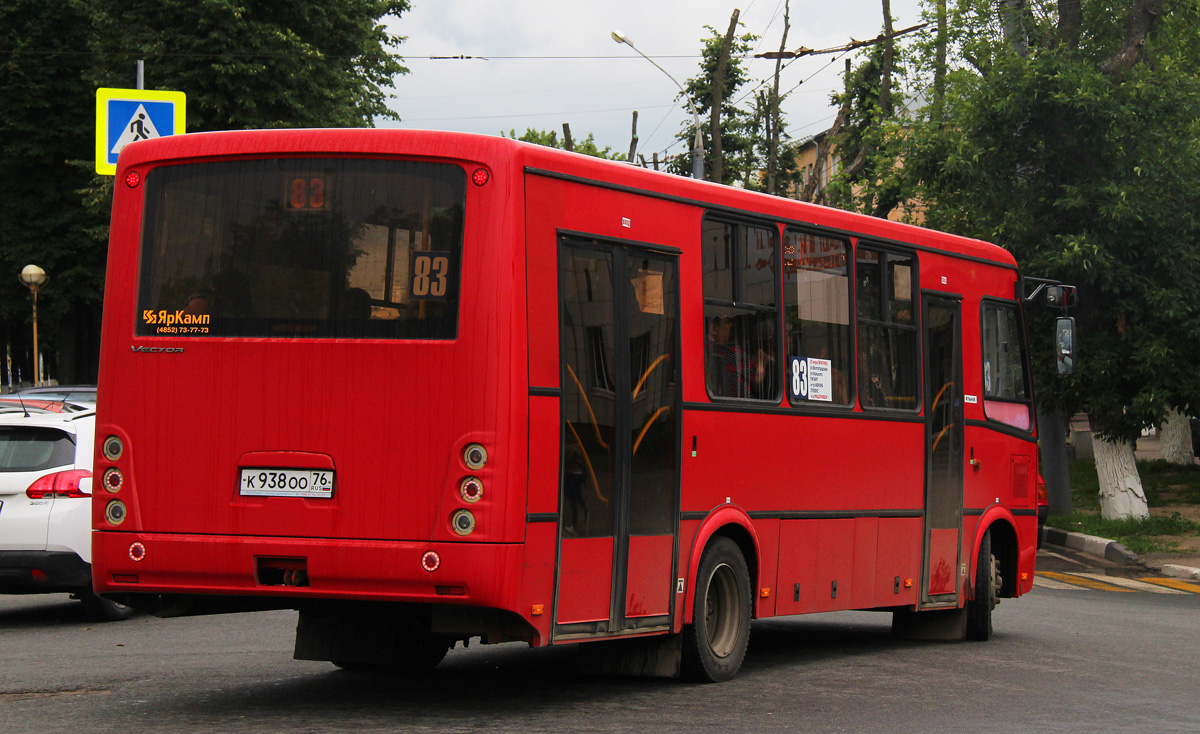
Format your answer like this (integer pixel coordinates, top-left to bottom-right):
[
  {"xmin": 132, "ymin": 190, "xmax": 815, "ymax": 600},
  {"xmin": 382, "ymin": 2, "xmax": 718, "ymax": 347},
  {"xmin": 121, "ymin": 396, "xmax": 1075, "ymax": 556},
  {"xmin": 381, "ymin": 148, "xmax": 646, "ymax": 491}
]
[{"xmin": 380, "ymin": 0, "xmax": 926, "ymax": 160}]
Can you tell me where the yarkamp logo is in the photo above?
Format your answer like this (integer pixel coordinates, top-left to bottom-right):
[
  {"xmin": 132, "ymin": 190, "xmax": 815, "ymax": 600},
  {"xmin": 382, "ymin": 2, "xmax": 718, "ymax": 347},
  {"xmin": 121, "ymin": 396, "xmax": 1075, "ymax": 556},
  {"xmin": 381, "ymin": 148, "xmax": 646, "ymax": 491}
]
[
  {"xmin": 143, "ymin": 310, "xmax": 210, "ymax": 326},
  {"xmin": 131, "ymin": 346, "xmax": 184, "ymax": 353}
]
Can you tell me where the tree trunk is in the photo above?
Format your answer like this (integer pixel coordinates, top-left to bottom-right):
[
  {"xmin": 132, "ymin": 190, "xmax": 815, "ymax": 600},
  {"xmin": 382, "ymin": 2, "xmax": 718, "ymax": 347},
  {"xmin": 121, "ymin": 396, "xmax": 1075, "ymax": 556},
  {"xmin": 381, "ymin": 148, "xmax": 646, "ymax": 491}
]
[
  {"xmin": 1159, "ymin": 408, "xmax": 1195, "ymax": 465},
  {"xmin": 709, "ymin": 9, "xmax": 740, "ymax": 184},
  {"xmin": 1093, "ymin": 435, "xmax": 1149, "ymax": 520},
  {"xmin": 933, "ymin": 0, "xmax": 947, "ymax": 112},
  {"xmin": 1036, "ymin": 408, "xmax": 1072, "ymax": 515},
  {"xmin": 999, "ymin": 0, "xmax": 1029, "ymax": 58}
]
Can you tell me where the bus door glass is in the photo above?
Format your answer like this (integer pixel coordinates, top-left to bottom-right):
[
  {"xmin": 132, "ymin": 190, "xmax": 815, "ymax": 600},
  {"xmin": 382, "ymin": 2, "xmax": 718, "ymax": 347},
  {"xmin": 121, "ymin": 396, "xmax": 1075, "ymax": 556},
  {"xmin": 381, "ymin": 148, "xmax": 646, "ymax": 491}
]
[
  {"xmin": 556, "ymin": 236, "xmax": 680, "ymax": 637},
  {"xmin": 921, "ymin": 295, "xmax": 964, "ymax": 605}
]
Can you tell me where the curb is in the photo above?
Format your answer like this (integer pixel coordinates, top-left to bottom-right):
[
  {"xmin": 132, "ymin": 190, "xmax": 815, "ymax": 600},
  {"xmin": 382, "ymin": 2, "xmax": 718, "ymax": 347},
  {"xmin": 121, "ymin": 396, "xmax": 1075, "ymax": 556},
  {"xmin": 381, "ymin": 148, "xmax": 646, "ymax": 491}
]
[
  {"xmin": 1041, "ymin": 526, "xmax": 1139, "ymax": 565},
  {"xmin": 1041, "ymin": 526, "xmax": 1200, "ymax": 580}
]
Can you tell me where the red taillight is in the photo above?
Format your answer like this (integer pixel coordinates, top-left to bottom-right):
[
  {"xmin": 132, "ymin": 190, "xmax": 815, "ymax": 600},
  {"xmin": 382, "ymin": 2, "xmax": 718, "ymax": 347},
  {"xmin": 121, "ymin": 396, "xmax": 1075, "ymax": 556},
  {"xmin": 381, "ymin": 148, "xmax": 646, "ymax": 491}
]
[
  {"xmin": 471, "ymin": 168, "xmax": 489, "ymax": 186},
  {"xmin": 1036, "ymin": 474, "xmax": 1048, "ymax": 503},
  {"xmin": 25, "ymin": 469, "xmax": 93, "ymax": 499},
  {"xmin": 125, "ymin": 170, "xmax": 141, "ymax": 188}
]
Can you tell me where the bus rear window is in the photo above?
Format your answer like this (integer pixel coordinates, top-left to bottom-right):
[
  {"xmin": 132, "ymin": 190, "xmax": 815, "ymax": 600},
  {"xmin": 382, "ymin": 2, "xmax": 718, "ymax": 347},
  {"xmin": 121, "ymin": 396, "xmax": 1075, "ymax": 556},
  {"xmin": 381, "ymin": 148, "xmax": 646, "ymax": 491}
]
[{"xmin": 136, "ymin": 159, "xmax": 466, "ymax": 339}]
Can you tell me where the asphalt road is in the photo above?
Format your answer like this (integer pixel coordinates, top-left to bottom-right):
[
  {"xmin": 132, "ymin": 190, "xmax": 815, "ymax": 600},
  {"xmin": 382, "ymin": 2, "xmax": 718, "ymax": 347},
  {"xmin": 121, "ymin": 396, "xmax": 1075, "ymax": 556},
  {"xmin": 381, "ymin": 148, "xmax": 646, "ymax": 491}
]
[{"xmin": 3, "ymin": 558, "xmax": 1199, "ymax": 734}]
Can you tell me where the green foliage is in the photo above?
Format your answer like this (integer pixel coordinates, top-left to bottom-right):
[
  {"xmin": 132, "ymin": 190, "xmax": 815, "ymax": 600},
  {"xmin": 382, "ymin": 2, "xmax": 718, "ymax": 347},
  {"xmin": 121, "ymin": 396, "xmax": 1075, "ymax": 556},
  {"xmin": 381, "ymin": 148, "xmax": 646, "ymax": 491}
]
[
  {"xmin": 670, "ymin": 24, "xmax": 759, "ymax": 184},
  {"xmin": 85, "ymin": 0, "xmax": 410, "ymax": 130},
  {"xmin": 893, "ymin": 0, "xmax": 1200, "ymax": 441},
  {"xmin": 0, "ymin": 0, "xmax": 410, "ymax": 382},
  {"xmin": 502, "ymin": 128, "xmax": 627, "ymax": 161},
  {"xmin": 1047, "ymin": 511, "xmax": 1200, "ymax": 555}
]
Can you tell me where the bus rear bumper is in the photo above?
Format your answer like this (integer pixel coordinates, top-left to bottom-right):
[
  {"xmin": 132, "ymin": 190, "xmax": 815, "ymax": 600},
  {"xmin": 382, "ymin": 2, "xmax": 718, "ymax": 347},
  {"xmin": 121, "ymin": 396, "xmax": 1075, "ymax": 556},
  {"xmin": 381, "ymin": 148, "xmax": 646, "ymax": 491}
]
[{"xmin": 92, "ymin": 530, "xmax": 524, "ymax": 610}]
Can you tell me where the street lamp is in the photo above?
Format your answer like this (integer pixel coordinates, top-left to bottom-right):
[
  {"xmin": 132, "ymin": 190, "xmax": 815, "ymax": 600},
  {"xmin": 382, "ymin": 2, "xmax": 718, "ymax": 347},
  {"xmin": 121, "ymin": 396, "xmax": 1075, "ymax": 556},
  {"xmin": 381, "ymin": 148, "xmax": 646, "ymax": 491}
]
[
  {"xmin": 18, "ymin": 264, "xmax": 48, "ymax": 386},
  {"xmin": 611, "ymin": 30, "xmax": 706, "ymax": 180}
]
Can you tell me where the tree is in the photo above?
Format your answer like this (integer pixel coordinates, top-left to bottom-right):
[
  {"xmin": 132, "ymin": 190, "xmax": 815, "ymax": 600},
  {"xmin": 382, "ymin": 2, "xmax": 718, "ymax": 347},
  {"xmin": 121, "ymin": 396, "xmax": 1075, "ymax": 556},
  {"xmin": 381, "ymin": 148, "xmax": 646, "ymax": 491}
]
[
  {"xmin": 0, "ymin": 1, "xmax": 411, "ymax": 384},
  {"xmin": 502, "ymin": 127, "xmax": 626, "ymax": 160},
  {"xmin": 897, "ymin": 0, "xmax": 1200, "ymax": 518},
  {"xmin": 670, "ymin": 24, "xmax": 758, "ymax": 184}
]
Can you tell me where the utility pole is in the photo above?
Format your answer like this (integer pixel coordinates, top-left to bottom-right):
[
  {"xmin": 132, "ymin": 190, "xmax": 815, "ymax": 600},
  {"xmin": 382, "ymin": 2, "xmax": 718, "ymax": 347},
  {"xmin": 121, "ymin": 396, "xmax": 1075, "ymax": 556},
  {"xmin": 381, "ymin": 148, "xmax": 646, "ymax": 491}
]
[
  {"xmin": 767, "ymin": 1, "xmax": 790, "ymax": 195},
  {"xmin": 709, "ymin": 9, "xmax": 740, "ymax": 184}
]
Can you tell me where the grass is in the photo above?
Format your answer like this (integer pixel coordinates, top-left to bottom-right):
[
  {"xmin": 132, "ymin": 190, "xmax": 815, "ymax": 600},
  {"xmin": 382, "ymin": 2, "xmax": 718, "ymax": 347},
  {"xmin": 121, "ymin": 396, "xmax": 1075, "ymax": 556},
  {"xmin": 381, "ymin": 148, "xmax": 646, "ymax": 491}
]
[{"xmin": 1048, "ymin": 458, "xmax": 1200, "ymax": 555}]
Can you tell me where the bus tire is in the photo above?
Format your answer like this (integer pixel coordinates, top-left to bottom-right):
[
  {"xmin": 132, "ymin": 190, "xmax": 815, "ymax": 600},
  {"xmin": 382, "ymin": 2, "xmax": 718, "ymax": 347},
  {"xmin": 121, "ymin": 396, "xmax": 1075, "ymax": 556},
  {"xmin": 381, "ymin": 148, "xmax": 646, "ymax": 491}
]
[
  {"xmin": 79, "ymin": 586, "xmax": 134, "ymax": 622},
  {"xmin": 681, "ymin": 536, "xmax": 751, "ymax": 682},
  {"xmin": 966, "ymin": 528, "xmax": 999, "ymax": 641}
]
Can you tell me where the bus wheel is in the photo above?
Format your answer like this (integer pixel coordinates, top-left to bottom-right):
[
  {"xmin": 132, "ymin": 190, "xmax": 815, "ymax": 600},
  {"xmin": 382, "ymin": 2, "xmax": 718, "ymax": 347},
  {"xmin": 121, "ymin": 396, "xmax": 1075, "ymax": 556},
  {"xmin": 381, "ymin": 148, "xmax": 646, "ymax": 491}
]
[
  {"xmin": 681, "ymin": 536, "xmax": 751, "ymax": 682},
  {"xmin": 966, "ymin": 529, "xmax": 999, "ymax": 641}
]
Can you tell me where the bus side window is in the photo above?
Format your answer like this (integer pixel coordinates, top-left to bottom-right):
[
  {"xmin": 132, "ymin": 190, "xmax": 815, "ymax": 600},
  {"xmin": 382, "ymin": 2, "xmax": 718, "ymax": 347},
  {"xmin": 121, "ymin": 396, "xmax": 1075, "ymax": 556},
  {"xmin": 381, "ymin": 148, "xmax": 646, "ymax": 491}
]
[{"xmin": 856, "ymin": 246, "xmax": 918, "ymax": 410}]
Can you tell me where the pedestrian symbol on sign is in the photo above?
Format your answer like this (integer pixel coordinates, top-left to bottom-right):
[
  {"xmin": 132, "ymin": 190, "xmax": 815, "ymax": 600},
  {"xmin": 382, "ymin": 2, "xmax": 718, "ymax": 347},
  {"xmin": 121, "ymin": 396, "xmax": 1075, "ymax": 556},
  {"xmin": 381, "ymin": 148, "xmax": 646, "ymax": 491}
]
[
  {"xmin": 95, "ymin": 88, "xmax": 186, "ymax": 175},
  {"xmin": 111, "ymin": 105, "xmax": 162, "ymax": 156}
]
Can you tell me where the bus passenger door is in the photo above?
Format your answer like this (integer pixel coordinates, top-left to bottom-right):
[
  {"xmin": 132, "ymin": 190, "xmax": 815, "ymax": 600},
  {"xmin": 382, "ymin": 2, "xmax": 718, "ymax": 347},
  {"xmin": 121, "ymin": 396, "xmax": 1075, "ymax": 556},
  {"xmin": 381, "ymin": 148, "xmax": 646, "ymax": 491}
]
[
  {"xmin": 921, "ymin": 295, "xmax": 964, "ymax": 607},
  {"xmin": 555, "ymin": 236, "xmax": 680, "ymax": 640}
]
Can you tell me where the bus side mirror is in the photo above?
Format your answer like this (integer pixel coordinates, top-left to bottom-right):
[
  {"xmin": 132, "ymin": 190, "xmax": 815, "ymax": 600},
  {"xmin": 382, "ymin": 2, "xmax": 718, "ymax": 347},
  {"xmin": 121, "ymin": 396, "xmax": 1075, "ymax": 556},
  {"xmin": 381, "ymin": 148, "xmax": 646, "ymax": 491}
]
[
  {"xmin": 1044, "ymin": 285, "xmax": 1077, "ymax": 309},
  {"xmin": 1056, "ymin": 317, "xmax": 1075, "ymax": 375}
]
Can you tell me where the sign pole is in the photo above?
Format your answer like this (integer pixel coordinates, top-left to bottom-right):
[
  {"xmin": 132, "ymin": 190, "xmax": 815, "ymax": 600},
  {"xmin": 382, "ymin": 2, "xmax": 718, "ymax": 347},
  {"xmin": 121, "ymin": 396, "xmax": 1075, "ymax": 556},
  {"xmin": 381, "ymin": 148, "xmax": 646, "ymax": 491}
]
[{"xmin": 137, "ymin": 60, "xmax": 144, "ymax": 90}]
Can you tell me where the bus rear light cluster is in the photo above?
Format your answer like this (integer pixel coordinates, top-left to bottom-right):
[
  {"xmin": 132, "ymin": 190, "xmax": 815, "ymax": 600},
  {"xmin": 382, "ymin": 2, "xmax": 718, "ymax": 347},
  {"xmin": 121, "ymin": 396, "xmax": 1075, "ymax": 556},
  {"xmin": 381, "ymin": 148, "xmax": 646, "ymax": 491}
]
[
  {"xmin": 421, "ymin": 551, "xmax": 441, "ymax": 572},
  {"xmin": 128, "ymin": 542, "xmax": 146, "ymax": 562},
  {"xmin": 451, "ymin": 509, "xmax": 476, "ymax": 536},
  {"xmin": 103, "ymin": 468, "xmax": 124, "ymax": 493},
  {"xmin": 459, "ymin": 476, "xmax": 483, "ymax": 503},
  {"xmin": 105, "ymin": 500, "xmax": 128, "ymax": 526},
  {"xmin": 102, "ymin": 435, "xmax": 124, "ymax": 461}
]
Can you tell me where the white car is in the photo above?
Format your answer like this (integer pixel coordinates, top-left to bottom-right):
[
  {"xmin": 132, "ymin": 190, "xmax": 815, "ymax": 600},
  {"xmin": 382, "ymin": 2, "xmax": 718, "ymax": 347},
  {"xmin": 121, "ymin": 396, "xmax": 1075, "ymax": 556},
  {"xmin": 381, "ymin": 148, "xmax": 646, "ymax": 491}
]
[{"xmin": 0, "ymin": 400, "xmax": 132, "ymax": 621}]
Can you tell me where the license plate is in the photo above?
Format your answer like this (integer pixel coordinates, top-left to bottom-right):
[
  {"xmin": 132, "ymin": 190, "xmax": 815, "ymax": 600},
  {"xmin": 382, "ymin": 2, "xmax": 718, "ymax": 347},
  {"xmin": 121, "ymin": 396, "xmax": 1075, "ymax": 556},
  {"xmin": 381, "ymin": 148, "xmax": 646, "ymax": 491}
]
[{"xmin": 239, "ymin": 468, "xmax": 334, "ymax": 498}]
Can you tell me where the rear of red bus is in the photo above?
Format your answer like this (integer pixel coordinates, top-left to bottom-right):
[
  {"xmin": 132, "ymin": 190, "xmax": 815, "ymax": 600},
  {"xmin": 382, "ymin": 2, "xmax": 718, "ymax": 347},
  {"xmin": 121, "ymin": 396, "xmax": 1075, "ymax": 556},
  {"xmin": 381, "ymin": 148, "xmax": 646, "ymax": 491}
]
[{"xmin": 92, "ymin": 129, "xmax": 540, "ymax": 664}]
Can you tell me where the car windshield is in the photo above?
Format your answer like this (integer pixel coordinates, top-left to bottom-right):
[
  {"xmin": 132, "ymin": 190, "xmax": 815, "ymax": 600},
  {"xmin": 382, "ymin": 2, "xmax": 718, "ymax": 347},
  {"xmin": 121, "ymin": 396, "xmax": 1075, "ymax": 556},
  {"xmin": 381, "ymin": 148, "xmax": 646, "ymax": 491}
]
[{"xmin": 0, "ymin": 427, "xmax": 75, "ymax": 472}]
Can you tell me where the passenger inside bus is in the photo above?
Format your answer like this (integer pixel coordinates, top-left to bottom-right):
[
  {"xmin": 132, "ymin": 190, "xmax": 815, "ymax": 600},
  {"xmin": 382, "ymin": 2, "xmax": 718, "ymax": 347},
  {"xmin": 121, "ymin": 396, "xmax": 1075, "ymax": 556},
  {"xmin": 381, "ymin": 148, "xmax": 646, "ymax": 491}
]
[{"xmin": 706, "ymin": 314, "xmax": 768, "ymax": 399}]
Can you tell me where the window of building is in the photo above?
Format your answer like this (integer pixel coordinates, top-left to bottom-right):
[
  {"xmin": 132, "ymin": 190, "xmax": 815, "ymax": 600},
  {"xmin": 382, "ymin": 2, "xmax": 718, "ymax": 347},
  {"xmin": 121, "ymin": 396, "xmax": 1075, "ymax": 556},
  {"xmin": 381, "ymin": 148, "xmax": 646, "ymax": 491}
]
[
  {"xmin": 981, "ymin": 301, "xmax": 1032, "ymax": 430},
  {"xmin": 856, "ymin": 246, "xmax": 918, "ymax": 410},
  {"xmin": 702, "ymin": 216, "xmax": 779, "ymax": 400},
  {"xmin": 783, "ymin": 229, "xmax": 852, "ymax": 406}
]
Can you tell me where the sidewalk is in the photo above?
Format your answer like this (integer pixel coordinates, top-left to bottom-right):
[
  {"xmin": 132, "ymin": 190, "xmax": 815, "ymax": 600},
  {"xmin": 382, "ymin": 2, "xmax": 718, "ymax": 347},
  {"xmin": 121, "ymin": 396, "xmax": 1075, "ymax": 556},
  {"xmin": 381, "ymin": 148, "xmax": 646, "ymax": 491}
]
[{"xmin": 1041, "ymin": 526, "xmax": 1200, "ymax": 580}]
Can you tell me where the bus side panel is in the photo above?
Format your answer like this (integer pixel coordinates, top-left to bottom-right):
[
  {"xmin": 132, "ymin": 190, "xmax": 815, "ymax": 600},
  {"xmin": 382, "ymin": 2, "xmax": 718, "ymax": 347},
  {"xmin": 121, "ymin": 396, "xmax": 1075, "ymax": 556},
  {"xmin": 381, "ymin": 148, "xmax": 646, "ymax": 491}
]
[
  {"xmin": 527, "ymin": 396, "xmax": 560, "ymax": 516},
  {"xmin": 520, "ymin": 520, "xmax": 557, "ymax": 646},
  {"xmin": 555, "ymin": 536, "xmax": 613, "ymax": 624},
  {"xmin": 775, "ymin": 520, "xmax": 819, "ymax": 615},
  {"xmin": 876, "ymin": 517, "xmax": 920, "ymax": 606}
]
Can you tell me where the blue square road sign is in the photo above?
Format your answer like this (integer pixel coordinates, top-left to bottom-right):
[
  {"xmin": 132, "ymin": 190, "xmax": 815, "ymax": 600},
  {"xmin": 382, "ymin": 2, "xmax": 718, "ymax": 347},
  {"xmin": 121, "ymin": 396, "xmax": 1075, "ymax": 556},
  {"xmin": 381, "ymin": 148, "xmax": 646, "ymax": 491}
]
[{"xmin": 95, "ymin": 88, "xmax": 186, "ymax": 175}]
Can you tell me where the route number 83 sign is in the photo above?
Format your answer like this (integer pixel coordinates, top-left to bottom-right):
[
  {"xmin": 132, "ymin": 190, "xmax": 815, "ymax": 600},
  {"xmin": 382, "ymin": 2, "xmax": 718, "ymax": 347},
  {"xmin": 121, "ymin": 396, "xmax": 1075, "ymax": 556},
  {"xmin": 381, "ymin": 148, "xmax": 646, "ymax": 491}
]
[{"xmin": 410, "ymin": 252, "xmax": 452, "ymax": 299}]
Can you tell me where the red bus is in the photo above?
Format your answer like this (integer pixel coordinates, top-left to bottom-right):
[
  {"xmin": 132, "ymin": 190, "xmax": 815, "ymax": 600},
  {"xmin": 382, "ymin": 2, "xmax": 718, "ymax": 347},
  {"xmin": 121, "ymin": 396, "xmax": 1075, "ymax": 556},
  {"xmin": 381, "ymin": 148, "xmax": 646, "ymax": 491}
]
[{"xmin": 94, "ymin": 129, "xmax": 1051, "ymax": 682}]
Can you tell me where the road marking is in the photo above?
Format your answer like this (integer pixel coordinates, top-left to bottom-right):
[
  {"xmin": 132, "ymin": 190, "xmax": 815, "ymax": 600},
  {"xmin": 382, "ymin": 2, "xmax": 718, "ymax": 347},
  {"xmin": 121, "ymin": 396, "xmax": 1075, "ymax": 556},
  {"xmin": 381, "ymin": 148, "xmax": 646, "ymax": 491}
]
[
  {"xmin": 1038, "ymin": 550, "xmax": 1088, "ymax": 567},
  {"xmin": 1037, "ymin": 571, "xmax": 1135, "ymax": 592},
  {"xmin": 1138, "ymin": 577, "xmax": 1200, "ymax": 594},
  {"xmin": 1033, "ymin": 575, "xmax": 1087, "ymax": 590},
  {"xmin": 1072, "ymin": 573, "xmax": 1186, "ymax": 594}
]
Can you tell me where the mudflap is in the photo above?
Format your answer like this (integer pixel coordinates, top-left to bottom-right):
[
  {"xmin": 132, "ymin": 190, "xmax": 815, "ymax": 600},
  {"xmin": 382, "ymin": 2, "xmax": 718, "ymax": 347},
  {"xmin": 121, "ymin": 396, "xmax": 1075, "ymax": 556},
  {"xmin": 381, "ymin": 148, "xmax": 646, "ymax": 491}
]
[{"xmin": 891, "ymin": 607, "xmax": 967, "ymax": 641}]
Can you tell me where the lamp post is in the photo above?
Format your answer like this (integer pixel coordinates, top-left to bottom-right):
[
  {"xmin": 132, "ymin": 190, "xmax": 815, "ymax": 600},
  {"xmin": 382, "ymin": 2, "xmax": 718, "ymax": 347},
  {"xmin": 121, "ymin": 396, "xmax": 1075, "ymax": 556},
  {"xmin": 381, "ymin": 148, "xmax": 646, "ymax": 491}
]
[
  {"xmin": 611, "ymin": 30, "xmax": 706, "ymax": 180},
  {"xmin": 19, "ymin": 264, "xmax": 48, "ymax": 386}
]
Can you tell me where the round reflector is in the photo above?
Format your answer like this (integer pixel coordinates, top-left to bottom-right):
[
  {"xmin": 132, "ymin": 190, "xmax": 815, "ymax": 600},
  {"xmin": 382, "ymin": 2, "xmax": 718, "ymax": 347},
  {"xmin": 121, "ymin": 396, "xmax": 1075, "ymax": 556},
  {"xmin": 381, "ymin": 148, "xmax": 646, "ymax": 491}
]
[{"xmin": 421, "ymin": 551, "xmax": 441, "ymax": 572}]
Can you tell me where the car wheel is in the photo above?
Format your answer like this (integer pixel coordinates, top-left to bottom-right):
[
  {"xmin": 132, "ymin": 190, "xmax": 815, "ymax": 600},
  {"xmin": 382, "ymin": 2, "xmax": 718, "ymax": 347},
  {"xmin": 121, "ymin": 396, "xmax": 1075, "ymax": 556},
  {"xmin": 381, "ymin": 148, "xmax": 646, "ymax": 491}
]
[{"xmin": 80, "ymin": 586, "xmax": 135, "ymax": 622}]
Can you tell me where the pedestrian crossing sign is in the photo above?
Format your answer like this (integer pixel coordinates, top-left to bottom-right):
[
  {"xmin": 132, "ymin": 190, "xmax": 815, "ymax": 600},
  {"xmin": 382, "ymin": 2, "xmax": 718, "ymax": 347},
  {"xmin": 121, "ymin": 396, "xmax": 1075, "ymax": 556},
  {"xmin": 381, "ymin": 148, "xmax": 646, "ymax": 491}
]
[{"xmin": 95, "ymin": 88, "xmax": 186, "ymax": 175}]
